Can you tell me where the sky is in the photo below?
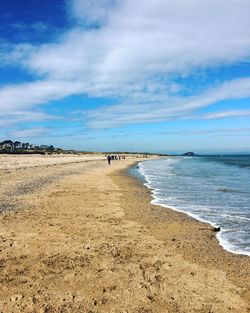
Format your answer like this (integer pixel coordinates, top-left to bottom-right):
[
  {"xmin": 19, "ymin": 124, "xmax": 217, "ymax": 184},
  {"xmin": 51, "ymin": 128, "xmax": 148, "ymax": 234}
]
[{"xmin": 0, "ymin": 0, "xmax": 250, "ymax": 154}]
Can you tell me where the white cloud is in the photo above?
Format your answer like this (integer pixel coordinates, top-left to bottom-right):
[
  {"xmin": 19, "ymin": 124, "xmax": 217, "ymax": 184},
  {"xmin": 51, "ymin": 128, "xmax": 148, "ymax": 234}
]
[
  {"xmin": 13, "ymin": 22, "xmax": 51, "ymax": 32},
  {"xmin": 203, "ymin": 109, "xmax": 250, "ymax": 120},
  {"xmin": 8, "ymin": 127, "xmax": 51, "ymax": 138},
  {"xmin": 0, "ymin": 42, "xmax": 34, "ymax": 66},
  {"xmin": 28, "ymin": 0, "xmax": 250, "ymax": 81},
  {"xmin": 159, "ymin": 127, "xmax": 250, "ymax": 136},
  {"xmin": 70, "ymin": 0, "xmax": 117, "ymax": 25},
  {"xmin": 0, "ymin": 111, "xmax": 58, "ymax": 127},
  {"xmin": 0, "ymin": 0, "xmax": 250, "ymax": 128},
  {"xmin": 0, "ymin": 80, "xmax": 85, "ymax": 112},
  {"xmin": 86, "ymin": 77, "xmax": 250, "ymax": 128}
]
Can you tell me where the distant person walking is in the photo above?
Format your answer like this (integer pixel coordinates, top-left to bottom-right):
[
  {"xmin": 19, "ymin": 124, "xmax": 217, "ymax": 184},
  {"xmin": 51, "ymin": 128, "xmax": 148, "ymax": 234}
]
[{"xmin": 107, "ymin": 155, "xmax": 111, "ymax": 165}]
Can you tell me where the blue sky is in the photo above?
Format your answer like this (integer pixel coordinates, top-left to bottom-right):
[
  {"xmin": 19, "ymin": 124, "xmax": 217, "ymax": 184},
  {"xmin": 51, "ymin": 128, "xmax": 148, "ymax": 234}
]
[{"xmin": 0, "ymin": 0, "xmax": 250, "ymax": 153}]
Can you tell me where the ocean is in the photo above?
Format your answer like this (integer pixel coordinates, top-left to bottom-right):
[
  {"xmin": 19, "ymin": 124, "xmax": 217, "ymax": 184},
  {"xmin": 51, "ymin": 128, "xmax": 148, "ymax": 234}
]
[{"xmin": 136, "ymin": 155, "xmax": 250, "ymax": 256}]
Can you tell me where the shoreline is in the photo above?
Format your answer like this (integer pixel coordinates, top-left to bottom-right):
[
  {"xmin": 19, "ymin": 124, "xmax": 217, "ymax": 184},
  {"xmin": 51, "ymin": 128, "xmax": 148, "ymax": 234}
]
[
  {"xmin": 111, "ymin": 162, "xmax": 250, "ymax": 304},
  {"xmin": 135, "ymin": 158, "xmax": 250, "ymax": 257},
  {"xmin": 0, "ymin": 157, "xmax": 249, "ymax": 312}
]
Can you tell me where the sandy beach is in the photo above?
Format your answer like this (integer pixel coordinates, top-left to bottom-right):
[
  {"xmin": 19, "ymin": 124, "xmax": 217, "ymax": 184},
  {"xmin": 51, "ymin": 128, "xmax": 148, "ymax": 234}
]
[{"xmin": 0, "ymin": 155, "xmax": 249, "ymax": 313}]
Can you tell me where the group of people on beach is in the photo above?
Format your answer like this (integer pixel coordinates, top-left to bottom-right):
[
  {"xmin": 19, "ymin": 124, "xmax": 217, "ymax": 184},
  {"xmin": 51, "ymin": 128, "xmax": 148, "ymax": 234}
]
[{"xmin": 107, "ymin": 155, "xmax": 126, "ymax": 165}]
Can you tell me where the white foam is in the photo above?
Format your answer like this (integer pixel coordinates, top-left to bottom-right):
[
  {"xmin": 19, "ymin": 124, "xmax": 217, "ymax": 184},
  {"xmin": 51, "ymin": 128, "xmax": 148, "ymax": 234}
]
[
  {"xmin": 137, "ymin": 158, "xmax": 250, "ymax": 257},
  {"xmin": 153, "ymin": 194, "xmax": 250, "ymax": 256},
  {"xmin": 217, "ymin": 231, "xmax": 250, "ymax": 256}
]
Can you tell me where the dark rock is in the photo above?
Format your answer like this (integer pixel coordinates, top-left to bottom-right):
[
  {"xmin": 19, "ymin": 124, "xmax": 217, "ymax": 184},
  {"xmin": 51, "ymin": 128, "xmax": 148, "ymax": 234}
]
[
  {"xmin": 213, "ymin": 227, "xmax": 221, "ymax": 232},
  {"xmin": 182, "ymin": 152, "xmax": 196, "ymax": 156}
]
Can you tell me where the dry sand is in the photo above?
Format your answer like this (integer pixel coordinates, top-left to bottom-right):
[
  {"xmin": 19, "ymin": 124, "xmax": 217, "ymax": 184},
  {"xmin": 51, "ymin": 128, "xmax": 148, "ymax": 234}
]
[
  {"xmin": 0, "ymin": 155, "xmax": 249, "ymax": 313},
  {"xmin": 0, "ymin": 154, "xmax": 105, "ymax": 171}
]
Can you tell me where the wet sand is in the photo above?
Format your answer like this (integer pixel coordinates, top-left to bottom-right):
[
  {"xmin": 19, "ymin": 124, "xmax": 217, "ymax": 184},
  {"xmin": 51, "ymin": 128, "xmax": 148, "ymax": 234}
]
[{"xmin": 0, "ymin": 156, "xmax": 249, "ymax": 312}]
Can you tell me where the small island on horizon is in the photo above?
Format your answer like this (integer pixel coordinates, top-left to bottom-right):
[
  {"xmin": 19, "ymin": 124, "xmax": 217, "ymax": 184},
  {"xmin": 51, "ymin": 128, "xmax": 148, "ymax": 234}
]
[{"xmin": 181, "ymin": 151, "xmax": 197, "ymax": 156}]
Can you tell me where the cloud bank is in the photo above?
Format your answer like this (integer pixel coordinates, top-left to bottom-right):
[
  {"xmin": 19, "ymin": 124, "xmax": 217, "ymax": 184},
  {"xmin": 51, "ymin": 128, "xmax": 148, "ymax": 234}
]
[
  {"xmin": 0, "ymin": 0, "xmax": 250, "ymax": 129},
  {"xmin": 86, "ymin": 78, "xmax": 250, "ymax": 128}
]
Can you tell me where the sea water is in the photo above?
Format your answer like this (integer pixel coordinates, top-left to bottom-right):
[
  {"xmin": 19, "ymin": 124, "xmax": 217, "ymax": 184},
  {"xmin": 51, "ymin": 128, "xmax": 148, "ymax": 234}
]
[{"xmin": 137, "ymin": 156, "xmax": 250, "ymax": 256}]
